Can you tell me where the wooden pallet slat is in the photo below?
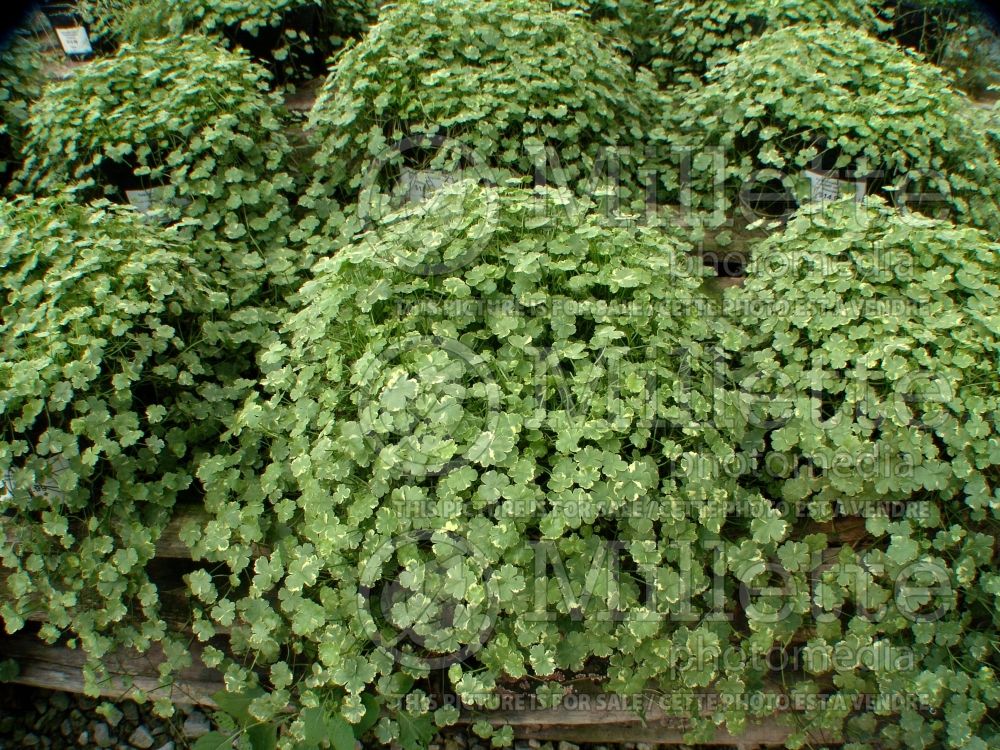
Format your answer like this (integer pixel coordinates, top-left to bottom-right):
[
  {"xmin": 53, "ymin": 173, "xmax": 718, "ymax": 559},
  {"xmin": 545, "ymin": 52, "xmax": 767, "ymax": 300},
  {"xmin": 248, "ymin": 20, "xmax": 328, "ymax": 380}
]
[
  {"xmin": 0, "ymin": 507, "xmax": 872, "ymax": 743},
  {"xmin": 0, "ymin": 632, "xmax": 837, "ymax": 745},
  {"xmin": 0, "ymin": 632, "xmax": 223, "ymax": 708}
]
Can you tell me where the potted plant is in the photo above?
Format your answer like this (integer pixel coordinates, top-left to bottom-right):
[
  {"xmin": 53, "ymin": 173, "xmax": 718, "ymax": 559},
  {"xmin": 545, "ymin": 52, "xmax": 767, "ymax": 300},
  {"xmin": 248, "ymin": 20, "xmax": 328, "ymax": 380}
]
[
  {"xmin": 0, "ymin": 195, "xmax": 244, "ymax": 685},
  {"xmin": 188, "ymin": 179, "xmax": 754, "ymax": 747},
  {"xmin": 16, "ymin": 35, "xmax": 302, "ymax": 297},
  {"xmin": 303, "ymin": 0, "xmax": 661, "ymax": 245},
  {"xmin": 661, "ymin": 23, "xmax": 1000, "ymax": 236},
  {"xmin": 549, "ymin": 0, "xmax": 885, "ymax": 85},
  {"xmin": 726, "ymin": 198, "xmax": 1000, "ymax": 748},
  {"xmin": 77, "ymin": 0, "xmax": 379, "ymax": 83},
  {"xmin": 0, "ymin": 34, "xmax": 41, "ymax": 193}
]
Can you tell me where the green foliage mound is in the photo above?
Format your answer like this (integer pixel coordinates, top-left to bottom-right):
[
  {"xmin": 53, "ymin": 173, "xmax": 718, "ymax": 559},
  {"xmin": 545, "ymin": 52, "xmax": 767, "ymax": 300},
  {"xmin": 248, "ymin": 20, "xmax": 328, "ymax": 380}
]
[
  {"xmin": 80, "ymin": 0, "xmax": 377, "ymax": 81},
  {"xmin": 668, "ymin": 23, "xmax": 1000, "ymax": 235},
  {"xmin": 725, "ymin": 198, "xmax": 999, "ymax": 748},
  {"xmin": 0, "ymin": 197, "xmax": 248, "ymax": 686},
  {"xmin": 303, "ymin": 0, "xmax": 658, "ymax": 226},
  {"xmin": 0, "ymin": 36, "xmax": 41, "ymax": 191},
  {"xmin": 732, "ymin": 198, "xmax": 1000, "ymax": 516},
  {"xmin": 17, "ymin": 35, "xmax": 301, "ymax": 296},
  {"xmin": 188, "ymin": 181, "xmax": 805, "ymax": 742},
  {"xmin": 550, "ymin": 0, "xmax": 883, "ymax": 84}
]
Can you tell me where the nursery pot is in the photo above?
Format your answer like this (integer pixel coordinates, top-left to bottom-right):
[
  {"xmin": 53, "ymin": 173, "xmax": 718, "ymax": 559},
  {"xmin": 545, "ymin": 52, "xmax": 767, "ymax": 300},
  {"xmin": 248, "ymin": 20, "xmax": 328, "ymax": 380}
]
[
  {"xmin": 96, "ymin": 155, "xmax": 177, "ymax": 218},
  {"xmin": 800, "ymin": 143, "xmax": 893, "ymax": 206},
  {"xmin": 42, "ymin": 3, "xmax": 93, "ymax": 59}
]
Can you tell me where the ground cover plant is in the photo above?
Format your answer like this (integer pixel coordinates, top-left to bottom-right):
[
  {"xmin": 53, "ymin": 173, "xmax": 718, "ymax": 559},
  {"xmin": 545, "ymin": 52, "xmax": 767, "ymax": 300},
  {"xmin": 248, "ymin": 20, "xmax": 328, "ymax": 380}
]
[
  {"xmin": 0, "ymin": 2, "xmax": 998, "ymax": 749},
  {"xmin": 78, "ymin": 0, "xmax": 377, "ymax": 81},
  {"xmin": 301, "ymin": 0, "xmax": 660, "ymax": 245},
  {"xmin": 0, "ymin": 196, "xmax": 250, "ymax": 698},
  {"xmin": 16, "ymin": 35, "xmax": 302, "ymax": 298},
  {"xmin": 551, "ymin": 0, "xmax": 885, "ymax": 85},
  {"xmin": 186, "ymin": 180, "xmax": 796, "ymax": 747},
  {"xmin": 0, "ymin": 35, "xmax": 41, "ymax": 193},
  {"xmin": 723, "ymin": 197, "xmax": 1000, "ymax": 749},
  {"xmin": 662, "ymin": 23, "xmax": 1000, "ymax": 236}
]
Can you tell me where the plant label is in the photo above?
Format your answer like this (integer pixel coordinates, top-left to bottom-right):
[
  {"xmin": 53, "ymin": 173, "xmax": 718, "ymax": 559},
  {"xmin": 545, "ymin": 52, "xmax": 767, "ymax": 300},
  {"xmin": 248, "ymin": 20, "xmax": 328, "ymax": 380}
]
[
  {"xmin": 804, "ymin": 170, "xmax": 849, "ymax": 203},
  {"xmin": 55, "ymin": 26, "xmax": 93, "ymax": 57},
  {"xmin": 125, "ymin": 187, "xmax": 165, "ymax": 214},
  {"xmin": 126, "ymin": 185, "xmax": 189, "ymax": 223},
  {"xmin": 398, "ymin": 168, "xmax": 457, "ymax": 204},
  {"xmin": 1, "ymin": 456, "xmax": 71, "ymax": 503}
]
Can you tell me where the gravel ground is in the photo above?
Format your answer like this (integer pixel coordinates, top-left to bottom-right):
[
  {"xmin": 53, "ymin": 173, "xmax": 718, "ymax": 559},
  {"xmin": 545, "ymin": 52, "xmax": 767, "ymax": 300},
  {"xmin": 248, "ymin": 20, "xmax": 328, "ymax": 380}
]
[
  {"xmin": 0, "ymin": 686, "xmax": 212, "ymax": 750},
  {"xmin": 0, "ymin": 686, "xmax": 745, "ymax": 750}
]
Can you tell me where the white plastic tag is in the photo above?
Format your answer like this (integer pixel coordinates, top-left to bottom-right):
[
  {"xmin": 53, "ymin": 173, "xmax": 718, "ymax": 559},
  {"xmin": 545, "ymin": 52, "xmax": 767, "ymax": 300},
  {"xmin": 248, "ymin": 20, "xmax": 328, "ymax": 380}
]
[
  {"xmin": 126, "ymin": 187, "xmax": 165, "ymax": 214},
  {"xmin": 398, "ymin": 168, "xmax": 456, "ymax": 204},
  {"xmin": 55, "ymin": 26, "xmax": 93, "ymax": 56},
  {"xmin": 1, "ymin": 456, "xmax": 71, "ymax": 503},
  {"xmin": 805, "ymin": 170, "xmax": 847, "ymax": 203}
]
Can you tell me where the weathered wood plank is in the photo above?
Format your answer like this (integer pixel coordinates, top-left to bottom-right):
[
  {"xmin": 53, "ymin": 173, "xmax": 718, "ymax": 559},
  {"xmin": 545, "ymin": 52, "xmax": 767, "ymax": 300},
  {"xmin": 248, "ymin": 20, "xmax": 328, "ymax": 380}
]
[
  {"xmin": 285, "ymin": 77, "xmax": 322, "ymax": 113},
  {"xmin": 3, "ymin": 504, "xmax": 205, "ymax": 561},
  {"xmin": 0, "ymin": 632, "xmax": 222, "ymax": 707},
  {"xmin": 460, "ymin": 715, "xmax": 825, "ymax": 746},
  {"xmin": 155, "ymin": 505, "xmax": 209, "ymax": 559},
  {"xmin": 19, "ymin": 504, "xmax": 874, "ymax": 567},
  {"xmin": 0, "ymin": 633, "xmax": 839, "ymax": 745}
]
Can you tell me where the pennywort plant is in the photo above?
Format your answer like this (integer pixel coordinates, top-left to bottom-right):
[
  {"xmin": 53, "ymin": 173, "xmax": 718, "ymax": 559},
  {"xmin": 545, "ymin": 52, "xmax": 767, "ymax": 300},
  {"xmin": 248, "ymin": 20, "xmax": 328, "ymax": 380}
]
[
  {"xmin": 302, "ymin": 0, "xmax": 659, "ymax": 237},
  {"xmin": 664, "ymin": 23, "xmax": 1000, "ymax": 235},
  {"xmin": 79, "ymin": 0, "xmax": 378, "ymax": 81},
  {"xmin": 0, "ymin": 35, "xmax": 41, "ymax": 192},
  {"xmin": 0, "ymin": 196, "xmax": 247, "ymax": 697},
  {"xmin": 723, "ymin": 198, "xmax": 1000, "ymax": 749},
  {"xmin": 545, "ymin": 0, "xmax": 669, "ymax": 77},
  {"xmin": 731, "ymin": 198, "xmax": 1000, "ymax": 519},
  {"xmin": 552, "ymin": 0, "xmax": 884, "ymax": 84},
  {"xmin": 652, "ymin": 0, "xmax": 884, "ymax": 82},
  {"xmin": 17, "ymin": 36, "xmax": 302, "ymax": 298},
  {"xmin": 186, "ymin": 181, "xmax": 800, "ymax": 746}
]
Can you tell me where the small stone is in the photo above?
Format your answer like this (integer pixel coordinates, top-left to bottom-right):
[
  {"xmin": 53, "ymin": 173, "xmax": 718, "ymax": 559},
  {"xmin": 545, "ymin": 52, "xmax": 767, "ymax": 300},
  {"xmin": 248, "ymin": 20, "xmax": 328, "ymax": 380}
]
[
  {"xmin": 528, "ymin": 742, "xmax": 541, "ymax": 749},
  {"xmin": 61, "ymin": 719, "xmax": 74, "ymax": 737},
  {"xmin": 123, "ymin": 703, "xmax": 139, "ymax": 724},
  {"xmin": 23, "ymin": 734, "xmax": 40, "ymax": 747},
  {"xmin": 155, "ymin": 742, "xmax": 175, "ymax": 750},
  {"xmin": 182, "ymin": 711, "xmax": 211, "ymax": 739},
  {"xmin": 93, "ymin": 722, "xmax": 113, "ymax": 748},
  {"xmin": 51, "ymin": 692, "xmax": 71, "ymax": 711},
  {"xmin": 558, "ymin": 743, "xmax": 579, "ymax": 750},
  {"xmin": 77, "ymin": 731, "xmax": 90, "ymax": 747},
  {"xmin": 103, "ymin": 704, "xmax": 125, "ymax": 728},
  {"xmin": 129, "ymin": 726, "xmax": 155, "ymax": 749}
]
